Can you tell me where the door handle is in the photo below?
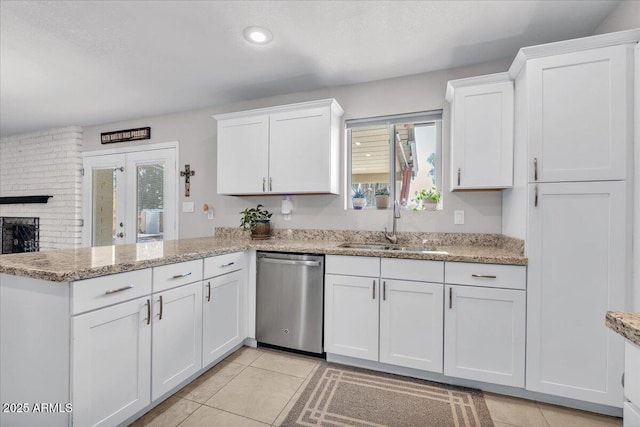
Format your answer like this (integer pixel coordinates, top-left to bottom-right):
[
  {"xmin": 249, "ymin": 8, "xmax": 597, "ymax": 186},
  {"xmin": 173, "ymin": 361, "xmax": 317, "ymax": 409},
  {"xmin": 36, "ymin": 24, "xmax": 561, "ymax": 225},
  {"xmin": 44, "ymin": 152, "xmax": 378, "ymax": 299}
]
[
  {"xmin": 457, "ymin": 168, "xmax": 461, "ymax": 186},
  {"xmin": 220, "ymin": 262, "xmax": 235, "ymax": 268},
  {"xmin": 263, "ymin": 177, "xmax": 266, "ymax": 192},
  {"xmin": 533, "ymin": 157, "xmax": 538, "ymax": 181},
  {"xmin": 471, "ymin": 274, "xmax": 497, "ymax": 279},
  {"xmin": 158, "ymin": 295, "xmax": 163, "ymax": 320},
  {"xmin": 146, "ymin": 299, "xmax": 151, "ymax": 325},
  {"xmin": 206, "ymin": 282, "xmax": 211, "ymax": 302},
  {"xmin": 258, "ymin": 258, "xmax": 321, "ymax": 267},
  {"xmin": 269, "ymin": 177, "xmax": 273, "ymax": 192},
  {"xmin": 372, "ymin": 280, "xmax": 376, "ymax": 300},
  {"xmin": 383, "ymin": 281, "xmax": 386, "ymax": 301},
  {"xmin": 449, "ymin": 287, "xmax": 453, "ymax": 309},
  {"xmin": 534, "ymin": 185, "xmax": 539, "ymax": 207}
]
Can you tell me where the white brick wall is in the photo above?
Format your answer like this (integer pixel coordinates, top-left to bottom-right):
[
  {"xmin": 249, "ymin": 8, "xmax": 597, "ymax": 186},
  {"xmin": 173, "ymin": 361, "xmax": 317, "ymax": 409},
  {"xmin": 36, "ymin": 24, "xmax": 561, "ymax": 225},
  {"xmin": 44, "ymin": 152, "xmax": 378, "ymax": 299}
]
[{"xmin": 0, "ymin": 126, "xmax": 83, "ymax": 250}]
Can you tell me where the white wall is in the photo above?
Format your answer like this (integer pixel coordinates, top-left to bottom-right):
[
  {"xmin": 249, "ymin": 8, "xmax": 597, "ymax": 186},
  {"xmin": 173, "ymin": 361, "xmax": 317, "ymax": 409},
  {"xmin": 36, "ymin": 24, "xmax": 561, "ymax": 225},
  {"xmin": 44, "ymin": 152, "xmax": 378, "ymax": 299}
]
[
  {"xmin": 82, "ymin": 59, "xmax": 511, "ymax": 239},
  {"xmin": 593, "ymin": 1, "xmax": 640, "ymax": 35},
  {"xmin": 0, "ymin": 127, "xmax": 83, "ymax": 250}
]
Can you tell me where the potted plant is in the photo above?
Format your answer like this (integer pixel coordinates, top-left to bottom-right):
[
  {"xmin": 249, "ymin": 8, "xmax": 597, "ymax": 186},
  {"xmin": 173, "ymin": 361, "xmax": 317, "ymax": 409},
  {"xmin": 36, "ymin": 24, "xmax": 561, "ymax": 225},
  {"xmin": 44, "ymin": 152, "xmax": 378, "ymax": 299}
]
[
  {"xmin": 413, "ymin": 186, "xmax": 440, "ymax": 211},
  {"xmin": 239, "ymin": 204, "xmax": 273, "ymax": 239},
  {"xmin": 352, "ymin": 188, "xmax": 367, "ymax": 210},
  {"xmin": 375, "ymin": 187, "xmax": 390, "ymax": 209}
]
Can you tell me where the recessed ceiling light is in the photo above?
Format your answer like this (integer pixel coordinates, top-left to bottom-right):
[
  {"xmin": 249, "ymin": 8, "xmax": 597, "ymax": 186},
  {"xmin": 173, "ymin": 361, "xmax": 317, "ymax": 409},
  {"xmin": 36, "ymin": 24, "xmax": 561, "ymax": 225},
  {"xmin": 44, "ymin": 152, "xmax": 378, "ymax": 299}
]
[{"xmin": 243, "ymin": 26, "xmax": 273, "ymax": 45}]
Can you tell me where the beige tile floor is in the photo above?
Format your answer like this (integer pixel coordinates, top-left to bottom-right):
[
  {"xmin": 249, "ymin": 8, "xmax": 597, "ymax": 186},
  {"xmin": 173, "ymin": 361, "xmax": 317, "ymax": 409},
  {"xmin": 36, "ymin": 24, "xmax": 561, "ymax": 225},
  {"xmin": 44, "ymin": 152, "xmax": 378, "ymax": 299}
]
[{"xmin": 130, "ymin": 346, "xmax": 623, "ymax": 427}]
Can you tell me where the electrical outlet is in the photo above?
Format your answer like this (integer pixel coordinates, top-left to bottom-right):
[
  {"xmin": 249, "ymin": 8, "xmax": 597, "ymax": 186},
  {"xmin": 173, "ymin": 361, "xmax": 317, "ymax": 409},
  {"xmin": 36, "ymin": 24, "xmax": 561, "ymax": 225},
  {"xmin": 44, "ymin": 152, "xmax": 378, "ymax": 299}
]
[{"xmin": 454, "ymin": 210, "xmax": 465, "ymax": 225}]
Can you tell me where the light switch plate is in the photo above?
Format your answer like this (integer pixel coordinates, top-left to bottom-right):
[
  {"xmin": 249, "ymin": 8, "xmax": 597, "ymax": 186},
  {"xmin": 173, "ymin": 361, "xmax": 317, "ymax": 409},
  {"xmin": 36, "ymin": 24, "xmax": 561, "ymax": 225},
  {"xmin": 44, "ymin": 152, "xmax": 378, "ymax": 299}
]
[
  {"xmin": 454, "ymin": 210, "xmax": 464, "ymax": 225},
  {"xmin": 182, "ymin": 202, "xmax": 195, "ymax": 213}
]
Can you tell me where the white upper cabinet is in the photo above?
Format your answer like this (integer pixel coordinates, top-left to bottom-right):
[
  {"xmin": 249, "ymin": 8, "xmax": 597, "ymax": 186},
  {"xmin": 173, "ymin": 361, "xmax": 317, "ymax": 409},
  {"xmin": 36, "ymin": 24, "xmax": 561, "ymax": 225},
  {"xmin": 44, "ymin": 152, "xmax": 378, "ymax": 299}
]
[
  {"xmin": 216, "ymin": 114, "xmax": 269, "ymax": 194},
  {"xmin": 446, "ymin": 73, "xmax": 514, "ymax": 190},
  {"xmin": 214, "ymin": 99, "xmax": 343, "ymax": 195},
  {"xmin": 526, "ymin": 44, "xmax": 633, "ymax": 183}
]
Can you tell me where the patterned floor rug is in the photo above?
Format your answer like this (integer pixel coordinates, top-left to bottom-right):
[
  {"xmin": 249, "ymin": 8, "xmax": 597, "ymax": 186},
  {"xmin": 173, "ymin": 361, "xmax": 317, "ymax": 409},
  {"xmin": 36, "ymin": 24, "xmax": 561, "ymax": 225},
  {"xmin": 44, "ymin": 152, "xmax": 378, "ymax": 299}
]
[{"xmin": 282, "ymin": 362, "xmax": 494, "ymax": 427}]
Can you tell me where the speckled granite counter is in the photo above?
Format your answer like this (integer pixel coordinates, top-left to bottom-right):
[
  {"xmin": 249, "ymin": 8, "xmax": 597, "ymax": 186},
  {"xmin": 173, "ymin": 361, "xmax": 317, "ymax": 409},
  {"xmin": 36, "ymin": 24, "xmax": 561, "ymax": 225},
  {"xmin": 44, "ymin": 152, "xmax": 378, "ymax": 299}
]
[
  {"xmin": 606, "ymin": 311, "xmax": 640, "ymax": 347},
  {"xmin": 0, "ymin": 229, "xmax": 526, "ymax": 282}
]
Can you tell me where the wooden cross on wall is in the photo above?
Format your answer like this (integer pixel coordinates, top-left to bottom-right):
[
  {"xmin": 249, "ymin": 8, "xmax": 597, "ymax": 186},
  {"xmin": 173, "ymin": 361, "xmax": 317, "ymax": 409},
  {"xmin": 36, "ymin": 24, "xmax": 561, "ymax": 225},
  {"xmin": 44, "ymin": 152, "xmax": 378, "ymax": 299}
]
[{"xmin": 180, "ymin": 164, "xmax": 195, "ymax": 197}]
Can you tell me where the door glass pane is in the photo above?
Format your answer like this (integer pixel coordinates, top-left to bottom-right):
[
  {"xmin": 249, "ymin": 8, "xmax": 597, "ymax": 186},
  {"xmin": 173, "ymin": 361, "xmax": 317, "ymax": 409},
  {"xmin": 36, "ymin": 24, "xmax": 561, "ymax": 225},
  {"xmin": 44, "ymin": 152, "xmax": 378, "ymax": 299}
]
[
  {"xmin": 92, "ymin": 169, "xmax": 117, "ymax": 247},
  {"xmin": 137, "ymin": 163, "xmax": 164, "ymax": 243}
]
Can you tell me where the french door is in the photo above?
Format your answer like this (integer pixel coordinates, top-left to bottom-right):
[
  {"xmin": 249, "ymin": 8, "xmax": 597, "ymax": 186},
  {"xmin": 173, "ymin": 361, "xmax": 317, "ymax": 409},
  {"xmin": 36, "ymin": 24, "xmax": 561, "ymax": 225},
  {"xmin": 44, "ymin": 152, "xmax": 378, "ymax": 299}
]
[{"xmin": 83, "ymin": 145, "xmax": 177, "ymax": 246}]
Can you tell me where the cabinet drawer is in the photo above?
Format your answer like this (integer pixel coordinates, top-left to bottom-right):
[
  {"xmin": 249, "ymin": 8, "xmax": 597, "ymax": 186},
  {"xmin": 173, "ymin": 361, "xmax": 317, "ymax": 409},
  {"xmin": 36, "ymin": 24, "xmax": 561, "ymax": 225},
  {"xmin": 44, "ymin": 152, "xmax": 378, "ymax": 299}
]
[
  {"xmin": 625, "ymin": 341, "xmax": 640, "ymax": 406},
  {"xmin": 381, "ymin": 258, "xmax": 444, "ymax": 283},
  {"xmin": 153, "ymin": 259, "xmax": 203, "ymax": 293},
  {"xmin": 72, "ymin": 269, "xmax": 152, "ymax": 315},
  {"xmin": 326, "ymin": 255, "xmax": 379, "ymax": 277},
  {"xmin": 445, "ymin": 262, "xmax": 525, "ymax": 290},
  {"xmin": 204, "ymin": 252, "xmax": 244, "ymax": 279}
]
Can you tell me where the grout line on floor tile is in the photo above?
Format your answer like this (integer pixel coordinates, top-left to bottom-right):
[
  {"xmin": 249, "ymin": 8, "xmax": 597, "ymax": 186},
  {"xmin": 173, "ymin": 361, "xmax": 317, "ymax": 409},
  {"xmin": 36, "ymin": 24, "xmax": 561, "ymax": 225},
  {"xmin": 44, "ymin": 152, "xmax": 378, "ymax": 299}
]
[
  {"xmin": 271, "ymin": 361, "xmax": 322, "ymax": 426},
  {"xmin": 243, "ymin": 363, "xmax": 314, "ymax": 379}
]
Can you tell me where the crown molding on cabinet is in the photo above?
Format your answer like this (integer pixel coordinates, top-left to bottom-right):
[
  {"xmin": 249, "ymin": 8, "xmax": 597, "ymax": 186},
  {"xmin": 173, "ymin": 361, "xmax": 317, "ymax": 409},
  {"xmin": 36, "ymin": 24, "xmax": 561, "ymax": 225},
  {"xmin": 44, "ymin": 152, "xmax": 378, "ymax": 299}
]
[
  {"xmin": 445, "ymin": 72, "xmax": 512, "ymax": 103},
  {"xmin": 508, "ymin": 28, "xmax": 640, "ymax": 79},
  {"xmin": 213, "ymin": 98, "xmax": 344, "ymax": 121}
]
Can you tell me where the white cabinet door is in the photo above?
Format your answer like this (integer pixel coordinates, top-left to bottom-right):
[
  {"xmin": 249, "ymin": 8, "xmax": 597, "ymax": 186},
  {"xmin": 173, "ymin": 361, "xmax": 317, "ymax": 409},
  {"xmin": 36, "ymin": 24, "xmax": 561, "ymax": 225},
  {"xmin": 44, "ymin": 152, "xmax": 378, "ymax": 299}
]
[
  {"xmin": 152, "ymin": 282, "xmax": 203, "ymax": 400},
  {"xmin": 444, "ymin": 285, "xmax": 525, "ymax": 387},
  {"xmin": 269, "ymin": 106, "xmax": 334, "ymax": 193},
  {"xmin": 216, "ymin": 114, "xmax": 269, "ymax": 194},
  {"xmin": 202, "ymin": 271, "xmax": 245, "ymax": 367},
  {"xmin": 325, "ymin": 274, "xmax": 379, "ymax": 361},
  {"xmin": 73, "ymin": 297, "xmax": 151, "ymax": 427},
  {"xmin": 450, "ymin": 80, "xmax": 514, "ymax": 190},
  {"xmin": 528, "ymin": 44, "xmax": 632, "ymax": 182},
  {"xmin": 527, "ymin": 181, "xmax": 626, "ymax": 406},
  {"xmin": 379, "ymin": 280, "xmax": 443, "ymax": 372}
]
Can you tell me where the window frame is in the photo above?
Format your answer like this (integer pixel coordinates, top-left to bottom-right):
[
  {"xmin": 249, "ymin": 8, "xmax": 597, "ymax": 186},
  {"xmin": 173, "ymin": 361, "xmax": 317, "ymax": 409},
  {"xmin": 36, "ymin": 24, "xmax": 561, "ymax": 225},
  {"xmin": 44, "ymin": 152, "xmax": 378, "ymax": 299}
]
[{"xmin": 345, "ymin": 110, "xmax": 443, "ymax": 210}]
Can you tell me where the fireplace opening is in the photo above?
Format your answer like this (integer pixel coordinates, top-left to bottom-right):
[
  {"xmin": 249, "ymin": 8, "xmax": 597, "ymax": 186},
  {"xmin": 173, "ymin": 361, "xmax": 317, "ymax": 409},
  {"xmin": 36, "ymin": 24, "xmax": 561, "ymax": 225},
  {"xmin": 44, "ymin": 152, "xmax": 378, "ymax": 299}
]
[{"xmin": 1, "ymin": 217, "xmax": 40, "ymax": 254}]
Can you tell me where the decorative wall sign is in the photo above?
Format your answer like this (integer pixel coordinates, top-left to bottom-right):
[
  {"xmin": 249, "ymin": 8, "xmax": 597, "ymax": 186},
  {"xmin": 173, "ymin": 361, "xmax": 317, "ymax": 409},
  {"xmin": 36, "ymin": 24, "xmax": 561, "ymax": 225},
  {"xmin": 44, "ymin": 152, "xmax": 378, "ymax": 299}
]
[{"xmin": 101, "ymin": 127, "xmax": 151, "ymax": 144}]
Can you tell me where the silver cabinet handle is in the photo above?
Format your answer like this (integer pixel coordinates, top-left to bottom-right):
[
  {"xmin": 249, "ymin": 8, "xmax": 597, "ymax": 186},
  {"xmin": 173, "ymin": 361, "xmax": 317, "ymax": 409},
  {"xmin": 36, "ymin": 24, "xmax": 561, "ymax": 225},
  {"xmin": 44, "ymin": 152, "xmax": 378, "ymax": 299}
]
[
  {"xmin": 471, "ymin": 274, "xmax": 497, "ymax": 279},
  {"xmin": 263, "ymin": 177, "xmax": 266, "ymax": 192},
  {"xmin": 258, "ymin": 258, "xmax": 321, "ymax": 267},
  {"xmin": 105, "ymin": 285, "xmax": 133, "ymax": 295},
  {"xmin": 171, "ymin": 272, "xmax": 192, "ymax": 279},
  {"xmin": 206, "ymin": 282, "xmax": 211, "ymax": 302},
  {"xmin": 457, "ymin": 168, "xmax": 461, "ymax": 186},
  {"xmin": 269, "ymin": 177, "xmax": 273, "ymax": 192},
  {"xmin": 146, "ymin": 299, "xmax": 151, "ymax": 325},
  {"xmin": 534, "ymin": 185, "xmax": 538, "ymax": 207},
  {"xmin": 372, "ymin": 280, "xmax": 376, "ymax": 300},
  {"xmin": 158, "ymin": 295, "xmax": 163, "ymax": 320},
  {"xmin": 449, "ymin": 287, "xmax": 453, "ymax": 309},
  {"xmin": 383, "ymin": 281, "xmax": 386, "ymax": 301},
  {"xmin": 533, "ymin": 157, "xmax": 538, "ymax": 181},
  {"xmin": 221, "ymin": 262, "xmax": 235, "ymax": 268}
]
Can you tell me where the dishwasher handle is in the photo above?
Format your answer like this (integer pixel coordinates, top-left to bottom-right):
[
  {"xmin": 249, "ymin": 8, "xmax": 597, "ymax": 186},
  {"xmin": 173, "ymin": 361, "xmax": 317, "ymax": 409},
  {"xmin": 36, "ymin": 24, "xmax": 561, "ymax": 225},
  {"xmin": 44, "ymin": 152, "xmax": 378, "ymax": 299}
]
[{"xmin": 258, "ymin": 257, "xmax": 321, "ymax": 267}]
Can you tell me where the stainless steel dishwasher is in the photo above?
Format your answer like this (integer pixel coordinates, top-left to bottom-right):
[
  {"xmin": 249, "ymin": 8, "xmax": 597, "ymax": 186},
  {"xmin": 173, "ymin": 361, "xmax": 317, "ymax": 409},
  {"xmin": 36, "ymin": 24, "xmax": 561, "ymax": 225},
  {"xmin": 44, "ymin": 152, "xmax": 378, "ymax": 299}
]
[{"xmin": 256, "ymin": 252, "xmax": 324, "ymax": 354}]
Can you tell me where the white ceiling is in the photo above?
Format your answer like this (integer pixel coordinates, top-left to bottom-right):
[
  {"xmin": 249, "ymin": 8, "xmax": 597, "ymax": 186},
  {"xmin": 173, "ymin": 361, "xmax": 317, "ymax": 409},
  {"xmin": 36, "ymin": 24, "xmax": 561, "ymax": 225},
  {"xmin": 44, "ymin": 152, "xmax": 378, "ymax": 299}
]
[{"xmin": 0, "ymin": 0, "xmax": 620, "ymax": 137}]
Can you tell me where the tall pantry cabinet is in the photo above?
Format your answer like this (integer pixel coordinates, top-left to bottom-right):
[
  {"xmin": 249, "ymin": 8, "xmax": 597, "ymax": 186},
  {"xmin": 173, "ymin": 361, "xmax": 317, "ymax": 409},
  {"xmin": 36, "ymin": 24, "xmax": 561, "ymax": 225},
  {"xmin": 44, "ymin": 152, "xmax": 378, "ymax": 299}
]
[{"xmin": 503, "ymin": 31, "xmax": 639, "ymax": 408}]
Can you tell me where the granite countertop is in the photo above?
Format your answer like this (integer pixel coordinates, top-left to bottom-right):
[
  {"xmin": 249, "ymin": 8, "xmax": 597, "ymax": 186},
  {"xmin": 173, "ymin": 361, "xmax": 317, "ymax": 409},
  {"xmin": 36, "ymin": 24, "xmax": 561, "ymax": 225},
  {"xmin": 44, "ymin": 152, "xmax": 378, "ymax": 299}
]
[
  {"xmin": 0, "ymin": 229, "xmax": 527, "ymax": 283},
  {"xmin": 606, "ymin": 311, "xmax": 640, "ymax": 347}
]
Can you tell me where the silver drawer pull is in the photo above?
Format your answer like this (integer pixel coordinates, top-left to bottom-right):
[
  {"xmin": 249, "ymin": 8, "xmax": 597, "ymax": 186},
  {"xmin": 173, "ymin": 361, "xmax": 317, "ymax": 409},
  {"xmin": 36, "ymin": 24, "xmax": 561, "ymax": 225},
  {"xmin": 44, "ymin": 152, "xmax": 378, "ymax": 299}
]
[
  {"xmin": 471, "ymin": 274, "xmax": 497, "ymax": 279},
  {"xmin": 221, "ymin": 262, "xmax": 235, "ymax": 268},
  {"xmin": 171, "ymin": 272, "xmax": 192, "ymax": 279},
  {"xmin": 105, "ymin": 285, "xmax": 133, "ymax": 295}
]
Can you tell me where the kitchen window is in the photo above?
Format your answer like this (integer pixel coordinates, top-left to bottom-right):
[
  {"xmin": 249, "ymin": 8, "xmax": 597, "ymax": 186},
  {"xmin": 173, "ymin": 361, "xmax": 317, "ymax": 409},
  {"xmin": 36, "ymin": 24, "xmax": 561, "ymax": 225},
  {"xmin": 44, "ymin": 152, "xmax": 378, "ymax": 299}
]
[{"xmin": 346, "ymin": 110, "xmax": 442, "ymax": 210}]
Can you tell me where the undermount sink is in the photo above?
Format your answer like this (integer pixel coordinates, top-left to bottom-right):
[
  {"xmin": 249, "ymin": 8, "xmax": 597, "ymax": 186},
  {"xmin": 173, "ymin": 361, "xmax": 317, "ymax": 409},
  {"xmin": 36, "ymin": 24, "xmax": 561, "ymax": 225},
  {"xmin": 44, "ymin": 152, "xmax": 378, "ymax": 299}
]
[
  {"xmin": 338, "ymin": 243, "xmax": 446, "ymax": 254},
  {"xmin": 338, "ymin": 243, "xmax": 391, "ymax": 250}
]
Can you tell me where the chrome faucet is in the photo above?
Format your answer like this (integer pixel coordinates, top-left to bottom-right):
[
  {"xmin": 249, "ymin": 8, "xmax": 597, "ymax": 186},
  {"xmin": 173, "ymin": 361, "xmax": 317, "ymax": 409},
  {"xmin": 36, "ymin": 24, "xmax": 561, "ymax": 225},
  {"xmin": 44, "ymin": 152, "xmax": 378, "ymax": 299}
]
[{"xmin": 384, "ymin": 200, "xmax": 401, "ymax": 244}]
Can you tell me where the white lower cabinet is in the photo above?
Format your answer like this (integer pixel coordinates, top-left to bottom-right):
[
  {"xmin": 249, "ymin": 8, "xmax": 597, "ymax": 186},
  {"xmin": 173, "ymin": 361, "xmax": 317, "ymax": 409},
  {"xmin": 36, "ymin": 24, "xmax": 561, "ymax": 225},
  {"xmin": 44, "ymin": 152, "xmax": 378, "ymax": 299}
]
[
  {"xmin": 73, "ymin": 297, "xmax": 152, "ymax": 427},
  {"xmin": 379, "ymin": 280, "xmax": 443, "ymax": 372},
  {"xmin": 325, "ymin": 256, "xmax": 445, "ymax": 372},
  {"xmin": 444, "ymin": 285, "xmax": 525, "ymax": 387},
  {"xmin": 325, "ymin": 274, "xmax": 379, "ymax": 361},
  {"xmin": 202, "ymin": 270, "xmax": 245, "ymax": 367},
  {"xmin": 151, "ymin": 282, "xmax": 203, "ymax": 400}
]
